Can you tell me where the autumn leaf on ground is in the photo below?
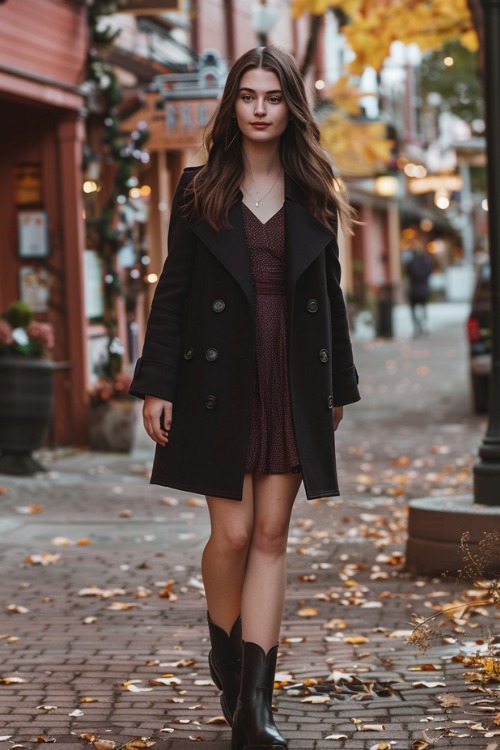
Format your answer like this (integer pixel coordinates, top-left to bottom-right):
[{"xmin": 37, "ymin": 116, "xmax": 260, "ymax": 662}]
[
  {"xmin": 408, "ymin": 664, "xmax": 443, "ymax": 672},
  {"xmin": 186, "ymin": 497, "xmax": 204, "ymax": 507},
  {"xmin": 28, "ymin": 737, "xmax": 56, "ymax": 743},
  {"xmin": 160, "ymin": 496, "xmax": 178, "ymax": 506},
  {"xmin": 120, "ymin": 738, "xmax": 155, "ymax": 750},
  {"xmin": 344, "ymin": 635, "xmax": 369, "ymax": 644},
  {"xmin": 439, "ymin": 693, "xmax": 462, "ymax": 707},
  {"xmin": 107, "ymin": 601, "xmax": 138, "ymax": 610},
  {"xmin": 170, "ymin": 659, "xmax": 196, "ymax": 668},
  {"xmin": 51, "ymin": 536, "xmax": 75, "ymax": 546},
  {"xmin": 324, "ymin": 618, "xmax": 348, "ymax": 630},
  {"xmin": 298, "ymin": 607, "xmax": 318, "ymax": 617},
  {"xmin": 5, "ymin": 605, "xmax": 29, "ymax": 614},
  {"xmin": 79, "ymin": 696, "xmax": 98, "ymax": 703},
  {"xmin": 326, "ymin": 670, "xmax": 356, "ymax": 683},
  {"xmin": 15, "ymin": 504, "xmax": 43, "ymax": 514},
  {"xmin": 123, "ymin": 680, "xmax": 154, "ymax": 692},
  {"xmin": 93, "ymin": 741, "xmax": 116, "ymax": 750},
  {"xmin": 274, "ymin": 673, "xmax": 294, "ymax": 689},
  {"xmin": 359, "ymin": 724, "xmax": 385, "ymax": 732},
  {"xmin": 135, "ymin": 586, "xmax": 153, "ymax": 598},
  {"xmin": 148, "ymin": 677, "xmax": 181, "ymax": 687},
  {"xmin": 0, "ymin": 676, "xmax": 25, "ymax": 684},
  {"xmin": 36, "ymin": 705, "xmax": 58, "ymax": 712},
  {"xmin": 206, "ymin": 716, "xmax": 227, "ymax": 724},
  {"xmin": 158, "ymin": 580, "xmax": 176, "ymax": 598},
  {"xmin": 78, "ymin": 586, "xmax": 126, "ymax": 598},
  {"xmin": 24, "ymin": 553, "xmax": 61, "ymax": 565},
  {"xmin": 413, "ymin": 681, "xmax": 446, "ymax": 688},
  {"xmin": 301, "ymin": 695, "xmax": 330, "ymax": 704}
]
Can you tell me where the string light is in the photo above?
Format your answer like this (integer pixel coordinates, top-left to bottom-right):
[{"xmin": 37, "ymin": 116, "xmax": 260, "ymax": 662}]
[{"xmin": 83, "ymin": 180, "xmax": 101, "ymax": 193}]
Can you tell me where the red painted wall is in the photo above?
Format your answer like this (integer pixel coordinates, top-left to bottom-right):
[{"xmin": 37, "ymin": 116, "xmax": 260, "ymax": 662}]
[{"xmin": 0, "ymin": 0, "xmax": 87, "ymax": 87}]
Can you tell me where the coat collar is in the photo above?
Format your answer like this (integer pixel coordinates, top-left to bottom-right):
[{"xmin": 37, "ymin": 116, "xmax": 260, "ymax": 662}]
[{"xmin": 191, "ymin": 174, "xmax": 336, "ymax": 308}]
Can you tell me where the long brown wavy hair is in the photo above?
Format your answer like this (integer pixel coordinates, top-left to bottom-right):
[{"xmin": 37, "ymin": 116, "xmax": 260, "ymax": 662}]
[{"xmin": 183, "ymin": 45, "xmax": 356, "ymax": 235}]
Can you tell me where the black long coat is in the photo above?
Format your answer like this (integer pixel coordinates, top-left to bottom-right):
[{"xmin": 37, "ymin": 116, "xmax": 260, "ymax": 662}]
[{"xmin": 130, "ymin": 167, "xmax": 360, "ymax": 500}]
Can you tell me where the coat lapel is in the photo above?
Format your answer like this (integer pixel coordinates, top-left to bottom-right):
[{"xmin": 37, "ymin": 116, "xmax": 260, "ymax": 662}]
[
  {"xmin": 192, "ymin": 200, "xmax": 255, "ymax": 311},
  {"xmin": 284, "ymin": 175, "xmax": 336, "ymax": 298},
  {"xmin": 191, "ymin": 175, "xmax": 336, "ymax": 308}
]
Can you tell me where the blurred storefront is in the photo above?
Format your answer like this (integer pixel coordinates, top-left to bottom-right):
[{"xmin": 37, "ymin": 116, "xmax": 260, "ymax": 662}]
[{"xmin": 0, "ymin": 0, "xmax": 88, "ymax": 444}]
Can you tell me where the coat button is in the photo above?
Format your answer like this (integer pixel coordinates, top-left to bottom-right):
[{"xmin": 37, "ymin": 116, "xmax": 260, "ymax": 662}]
[
  {"xmin": 213, "ymin": 299, "xmax": 226, "ymax": 313},
  {"xmin": 327, "ymin": 395, "xmax": 334, "ymax": 409},
  {"xmin": 184, "ymin": 347, "xmax": 194, "ymax": 360},
  {"xmin": 205, "ymin": 347, "xmax": 218, "ymax": 362},
  {"xmin": 306, "ymin": 299, "xmax": 319, "ymax": 313},
  {"xmin": 319, "ymin": 348, "xmax": 329, "ymax": 363},
  {"xmin": 205, "ymin": 395, "xmax": 217, "ymax": 410}
]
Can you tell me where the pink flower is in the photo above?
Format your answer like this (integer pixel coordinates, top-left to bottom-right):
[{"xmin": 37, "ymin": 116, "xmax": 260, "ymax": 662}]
[
  {"xmin": 27, "ymin": 321, "xmax": 55, "ymax": 350},
  {"xmin": 0, "ymin": 319, "xmax": 14, "ymax": 346}
]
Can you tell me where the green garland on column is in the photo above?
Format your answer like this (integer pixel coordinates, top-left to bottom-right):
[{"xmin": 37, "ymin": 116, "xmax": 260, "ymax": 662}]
[{"xmin": 85, "ymin": 0, "xmax": 151, "ymax": 377}]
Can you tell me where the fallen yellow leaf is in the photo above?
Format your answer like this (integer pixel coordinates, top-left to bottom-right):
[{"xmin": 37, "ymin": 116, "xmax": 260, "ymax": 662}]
[{"xmin": 298, "ymin": 607, "xmax": 318, "ymax": 617}]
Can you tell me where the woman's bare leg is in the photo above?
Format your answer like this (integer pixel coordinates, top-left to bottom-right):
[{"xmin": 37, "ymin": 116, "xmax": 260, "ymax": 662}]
[
  {"xmin": 241, "ymin": 473, "xmax": 302, "ymax": 652},
  {"xmin": 202, "ymin": 474, "xmax": 254, "ymax": 634}
]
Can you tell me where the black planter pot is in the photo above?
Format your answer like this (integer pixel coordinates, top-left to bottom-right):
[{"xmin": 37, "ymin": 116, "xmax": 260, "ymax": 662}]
[{"xmin": 0, "ymin": 357, "xmax": 54, "ymax": 475}]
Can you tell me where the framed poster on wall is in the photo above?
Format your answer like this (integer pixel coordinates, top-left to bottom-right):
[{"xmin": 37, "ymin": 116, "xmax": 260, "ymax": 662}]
[
  {"xmin": 17, "ymin": 210, "xmax": 50, "ymax": 259},
  {"xmin": 19, "ymin": 266, "xmax": 50, "ymax": 313}
]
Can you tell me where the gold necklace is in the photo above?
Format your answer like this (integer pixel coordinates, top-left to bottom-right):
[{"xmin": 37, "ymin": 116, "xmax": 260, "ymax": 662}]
[{"xmin": 242, "ymin": 169, "xmax": 282, "ymax": 207}]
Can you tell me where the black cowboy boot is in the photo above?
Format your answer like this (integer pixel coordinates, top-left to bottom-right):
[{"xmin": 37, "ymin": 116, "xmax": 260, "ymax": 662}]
[
  {"xmin": 231, "ymin": 641, "xmax": 287, "ymax": 750},
  {"xmin": 207, "ymin": 613, "xmax": 242, "ymax": 725}
]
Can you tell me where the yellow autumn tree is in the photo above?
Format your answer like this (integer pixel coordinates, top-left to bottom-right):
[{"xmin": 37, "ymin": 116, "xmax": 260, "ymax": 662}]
[
  {"xmin": 292, "ymin": 0, "xmax": 480, "ymax": 173},
  {"xmin": 292, "ymin": 0, "xmax": 478, "ymax": 74}
]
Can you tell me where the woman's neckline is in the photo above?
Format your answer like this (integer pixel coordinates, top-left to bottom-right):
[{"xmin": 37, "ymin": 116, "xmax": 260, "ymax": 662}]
[{"xmin": 242, "ymin": 201, "xmax": 284, "ymax": 226}]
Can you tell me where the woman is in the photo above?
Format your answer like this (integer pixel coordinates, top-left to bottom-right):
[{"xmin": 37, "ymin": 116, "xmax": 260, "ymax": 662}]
[{"xmin": 130, "ymin": 45, "xmax": 360, "ymax": 750}]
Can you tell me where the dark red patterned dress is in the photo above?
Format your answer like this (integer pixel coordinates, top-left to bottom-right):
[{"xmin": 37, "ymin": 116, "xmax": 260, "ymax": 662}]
[{"xmin": 242, "ymin": 202, "xmax": 300, "ymax": 474}]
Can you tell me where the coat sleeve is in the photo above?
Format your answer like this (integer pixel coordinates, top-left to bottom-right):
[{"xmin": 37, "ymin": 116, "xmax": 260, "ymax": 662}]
[
  {"xmin": 325, "ymin": 238, "xmax": 361, "ymax": 407},
  {"xmin": 129, "ymin": 171, "xmax": 196, "ymax": 401}
]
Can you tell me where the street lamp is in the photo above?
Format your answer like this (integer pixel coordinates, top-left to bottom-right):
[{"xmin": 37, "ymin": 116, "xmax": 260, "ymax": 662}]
[
  {"xmin": 251, "ymin": 1, "xmax": 278, "ymax": 46},
  {"xmin": 473, "ymin": 0, "xmax": 500, "ymax": 506}
]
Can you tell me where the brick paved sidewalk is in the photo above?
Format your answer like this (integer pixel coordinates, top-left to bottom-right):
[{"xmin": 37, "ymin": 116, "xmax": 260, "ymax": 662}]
[{"xmin": 0, "ymin": 306, "xmax": 498, "ymax": 750}]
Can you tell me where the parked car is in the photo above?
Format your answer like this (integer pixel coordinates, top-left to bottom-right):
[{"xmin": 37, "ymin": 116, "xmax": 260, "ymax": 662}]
[{"xmin": 466, "ymin": 261, "xmax": 492, "ymax": 413}]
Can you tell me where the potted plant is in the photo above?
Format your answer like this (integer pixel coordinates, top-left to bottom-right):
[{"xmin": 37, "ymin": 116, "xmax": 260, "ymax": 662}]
[
  {"xmin": 0, "ymin": 301, "xmax": 55, "ymax": 475},
  {"xmin": 87, "ymin": 337, "xmax": 135, "ymax": 453}
]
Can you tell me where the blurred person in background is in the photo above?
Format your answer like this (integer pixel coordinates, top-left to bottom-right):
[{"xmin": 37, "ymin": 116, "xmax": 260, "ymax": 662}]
[{"xmin": 405, "ymin": 243, "xmax": 433, "ymax": 337}]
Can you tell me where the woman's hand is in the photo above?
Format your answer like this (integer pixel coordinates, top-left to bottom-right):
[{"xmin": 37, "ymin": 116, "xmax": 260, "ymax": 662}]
[
  {"xmin": 143, "ymin": 396, "xmax": 172, "ymax": 446},
  {"xmin": 333, "ymin": 406, "xmax": 344, "ymax": 431}
]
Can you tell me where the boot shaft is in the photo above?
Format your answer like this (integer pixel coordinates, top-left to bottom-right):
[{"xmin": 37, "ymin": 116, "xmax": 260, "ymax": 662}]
[
  {"xmin": 207, "ymin": 613, "xmax": 242, "ymax": 664},
  {"xmin": 238, "ymin": 641, "xmax": 278, "ymax": 703}
]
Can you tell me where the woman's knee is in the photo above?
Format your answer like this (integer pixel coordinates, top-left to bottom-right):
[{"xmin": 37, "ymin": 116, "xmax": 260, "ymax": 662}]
[
  {"xmin": 251, "ymin": 522, "xmax": 289, "ymax": 557},
  {"xmin": 210, "ymin": 524, "xmax": 252, "ymax": 556}
]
